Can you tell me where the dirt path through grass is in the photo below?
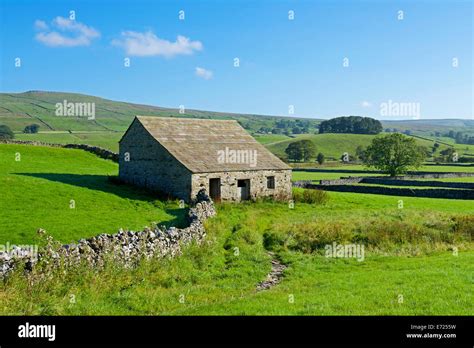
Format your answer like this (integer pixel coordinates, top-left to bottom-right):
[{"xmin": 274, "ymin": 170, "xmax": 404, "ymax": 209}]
[{"xmin": 256, "ymin": 252, "xmax": 287, "ymax": 291}]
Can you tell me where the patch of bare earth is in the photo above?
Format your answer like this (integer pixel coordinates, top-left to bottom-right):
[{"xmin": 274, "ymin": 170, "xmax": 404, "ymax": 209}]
[{"xmin": 256, "ymin": 252, "xmax": 287, "ymax": 291}]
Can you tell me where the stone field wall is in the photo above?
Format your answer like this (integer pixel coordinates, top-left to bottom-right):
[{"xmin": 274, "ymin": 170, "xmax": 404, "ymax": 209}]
[
  {"xmin": 0, "ymin": 140, "xmax": 119, "ymax": 162},
  {"xmin": 0, "ymin": 190, "xmax": 216, "ymax": 278}
]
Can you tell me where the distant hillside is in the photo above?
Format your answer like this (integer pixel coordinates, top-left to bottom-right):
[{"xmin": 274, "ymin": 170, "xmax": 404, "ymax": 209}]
[
  {"xmin": 382, "ymin": 119, "xmax": 474, "ymax": 136},
  {"xmin": 2, "ymin": 91, "xmax": 473, "ymax": 157},
  {"xmin": 2, "ymin": 91, "xmax": 472, "ymax": 136},
  {"xmin": 0, "ymin": 91, "xmax": 322, "ymax": 133}
]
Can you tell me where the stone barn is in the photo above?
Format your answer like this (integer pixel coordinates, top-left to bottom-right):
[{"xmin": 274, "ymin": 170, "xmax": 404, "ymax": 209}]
[{"xmin": 119, "ymin": 116, "xmax": 292, "ymax": 202}]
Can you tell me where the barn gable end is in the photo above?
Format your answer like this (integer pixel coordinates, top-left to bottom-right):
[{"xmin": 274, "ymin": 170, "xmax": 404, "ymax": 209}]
[{"xmin": 119, "ymin": 117, "xmax": 192, "ymax": 200}]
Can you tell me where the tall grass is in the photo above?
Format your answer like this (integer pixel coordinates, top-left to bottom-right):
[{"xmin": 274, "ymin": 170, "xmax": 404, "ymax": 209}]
[
  {"xmin": 264, "ymin": 214, "xmax": 473, "ymax": 256},
  {"xmin": 292, "ymin": 188, "xmax": 330, "ymax": 204}
]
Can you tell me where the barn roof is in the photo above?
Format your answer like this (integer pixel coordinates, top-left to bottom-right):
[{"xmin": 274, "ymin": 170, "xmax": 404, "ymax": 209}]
[{"xmin": 125, "ymin": 116, "xmax": 290, "ymax": 173}]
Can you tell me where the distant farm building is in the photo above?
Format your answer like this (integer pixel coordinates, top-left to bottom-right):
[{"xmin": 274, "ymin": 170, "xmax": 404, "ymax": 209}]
[{"xmin": 119, "ymin": 116, "xmax": 292, "ymax": 202}]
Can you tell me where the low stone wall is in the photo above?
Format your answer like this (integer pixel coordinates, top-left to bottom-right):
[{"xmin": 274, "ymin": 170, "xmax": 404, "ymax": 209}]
[
  {"xmin": 300, "ymin": 183, "xmax": 474, "ymax": 200},
  {"xmin": 0, "ymin": 190, "xmax": 216, "ymax": 278},
  {"xmin": 317, "ymin": 173, "xmax": 474, "ymax": 186},
  {"xmin": 320, "ymin": 177, "xmax": 365, "ymax": 185},
  {"xmin": 424, "ymin": 163, "xmax": 474, "ymax": 167},
  {"xmin": 63, "ymin": 144, "xmax": 118, "ymax": 162},
  {"xmin": 293, "ymin": 168, "xmax": 474, "ymax": 176},
  {"xmin": 381, "ymin": 173, "xmax": 474, "ymax": 180},
  {"xmin": 361, "ymin": 178, "xmax": 474, "ymax": 189},
  {"xmin": 292, "ymin": 180, "xmax": 313, "ymax": 188},
  {"xmin": 0, "ymin": 140, "xmax": 118, "ymax": 162},
  {"xmin": 0, "ymin": 139, "xmax": 63, "ymax": 148}
]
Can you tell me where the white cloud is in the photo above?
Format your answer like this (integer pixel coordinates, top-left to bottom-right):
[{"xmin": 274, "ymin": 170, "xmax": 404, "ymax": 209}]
[
  {"xmin": 361, "ymin": 101, "xmax": 372, "ymax": 108},
  {"xmin": 35, "ymin": 16, "xmax": 100, "ymax": 47},
  {"xmin": 112, "ymin": 31, "xmax": 202, "ymax": 58},
  {"xmin": 34, "ymin": 20, "xmax": 48, "ymax": 31},
  {"xmin": 195, "ymin": 67, "xmax": 213, "ymax": 80}
]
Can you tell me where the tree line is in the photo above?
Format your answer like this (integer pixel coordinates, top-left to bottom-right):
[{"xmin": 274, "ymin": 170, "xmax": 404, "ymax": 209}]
[
  {"xmin": 285, "ymin": 133, "xmax": 429, "ymax": 176},
  {"xmin": 0, "ymin": 124, "xmax": 41, "ymax": 140},
  {"xmin": 318, "ymin": 116, "xmax": 383, "ymax": 134}
]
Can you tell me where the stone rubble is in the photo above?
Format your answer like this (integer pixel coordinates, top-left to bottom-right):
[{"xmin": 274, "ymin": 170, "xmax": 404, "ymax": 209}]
[{"xmin": 256, "ymin": 252, "xmax": 287, "ymax": 291}]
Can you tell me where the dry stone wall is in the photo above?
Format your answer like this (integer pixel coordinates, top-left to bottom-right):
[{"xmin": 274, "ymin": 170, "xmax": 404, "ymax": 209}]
[
  {"xmin": 317, "ymin": 173, "xmax": 474, "ymax": 186},
  {"xmin": 0, "ymin": 140, "xmax": 118, "ymax": 162},
  {"xmin": 296, "ymin": 182, "xmax": 474, "ymax": 200},
  {"xmin": 0, "ymin": 190, "xmax": 216, "ymax": 278}
]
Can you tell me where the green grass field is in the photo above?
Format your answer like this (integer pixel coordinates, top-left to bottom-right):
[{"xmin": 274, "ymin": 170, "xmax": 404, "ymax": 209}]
[
  {"xmin": 0, "ymin": 144, "xmax": 473, "ymax": 315},
  {"xmin": 292, "ymin": 164, "xmax": 474, "ymax": 182},
  {"xmin": 252, "ymin": 134, "xmax": 292, "ymax": 144},
  {"xmin": 0, "ymin": 144, "xmax": 185, "ymax": 245},
  {"xmin": 265, "ymin": 133, "xmax": 377, "ymax": 159},
  {"xmin": 262, "ymin": 133, "xmax": 461, "ymax": 160},
  {"xmin": 1, "ymin": 194, "xmax": 472, "ymax": 315},
  {"xmin": 15, "ymin": 132, "xmax": 122, "ymax": 152}
]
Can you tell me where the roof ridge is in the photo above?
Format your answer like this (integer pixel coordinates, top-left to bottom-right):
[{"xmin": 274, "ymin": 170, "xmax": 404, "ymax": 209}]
[{"xmin": 136, "ymin": 115, "xmax": 237, "ymax": 122}]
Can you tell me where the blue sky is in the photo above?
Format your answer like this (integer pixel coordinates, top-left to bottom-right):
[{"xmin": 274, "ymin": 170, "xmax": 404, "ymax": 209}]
[{"xmin": 0, "ymin": 0, "xmax": 472, "ymax": 119}]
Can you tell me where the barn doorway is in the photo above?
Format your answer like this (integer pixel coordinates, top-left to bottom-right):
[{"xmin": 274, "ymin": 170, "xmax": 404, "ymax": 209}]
[
  {"xmin": 209, "ymin": 178, "xmax": 221, "ymax": 202},
  {"xmin": 237, "ymin": 179, "xmax": 250, "ymax": 201}
]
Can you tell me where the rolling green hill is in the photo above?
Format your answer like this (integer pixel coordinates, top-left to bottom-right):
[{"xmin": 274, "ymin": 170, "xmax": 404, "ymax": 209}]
[
  {"xmin": 266, "ymin": 133, "xmax": 375, "ymax": 160},
  {"xmin": 263, "ymin": 133, "xmax": 456, "ymax": 160},
  {"xmin": 2, "ymin": 91, "xmax": 473, "ymax": 157},
  {"xmin": 383, "ymin": 119, "xmax": 474, "ymax": 136},
  {"xmin": 0, "ymin": 91, "xmax": 322, "ymax": 133}
]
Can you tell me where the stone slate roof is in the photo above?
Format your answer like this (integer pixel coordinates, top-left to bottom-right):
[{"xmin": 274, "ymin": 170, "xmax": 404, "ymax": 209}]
[{"xmin": 128, "ymin": 116, "xmax": 290, "ymax": 173}]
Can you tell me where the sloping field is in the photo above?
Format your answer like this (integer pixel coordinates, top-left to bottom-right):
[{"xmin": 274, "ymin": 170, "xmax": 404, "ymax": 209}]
[
  {"xmin": 264, "ymin": 133, "xmax": 449, "ymax": 160},
  {"xmin": 1, "ymin": 193, "xmax": 472, "ymax": 315},
  {"xmin": 0, "ymin": 144, "xmax": 185, "ymax": 245},
  {"xmin": 15, "ymin": 132, "xmax": 122, "ymax": 152},
  {"xmin": 0, "ymin": 91, "xmax": 321, "ymax": 133}
]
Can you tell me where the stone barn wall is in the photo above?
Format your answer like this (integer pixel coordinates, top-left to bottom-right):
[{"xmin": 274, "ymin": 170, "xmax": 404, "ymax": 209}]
[
  {"xmin": 191, "ymin": 169, "xmax": 292, "ymax": 202},
  {"xmin": 119, "ymin": 120, "xmax": 192, "ymax": 200}
]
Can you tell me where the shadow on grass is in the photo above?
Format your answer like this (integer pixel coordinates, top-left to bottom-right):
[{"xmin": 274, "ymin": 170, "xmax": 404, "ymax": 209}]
[{"xmin": 15, "ymin": 172, "xmax": 188, "ymax": 228}]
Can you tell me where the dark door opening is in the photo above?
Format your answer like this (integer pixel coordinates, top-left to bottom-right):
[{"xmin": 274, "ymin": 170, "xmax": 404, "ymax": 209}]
[
  {"xmin": 237, "ymin": 179, "xmax": 250, "ymax": 201},
  {"xmin": 209, "ymin": 178, "xmax": 221, "ymax": 202}
]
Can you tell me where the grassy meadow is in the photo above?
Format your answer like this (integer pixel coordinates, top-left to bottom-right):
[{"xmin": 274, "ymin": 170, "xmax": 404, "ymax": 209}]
[
  {"xmin": 261, "ymin": 133, "xmax": 474, "ymax": 161},
  {"xmin": 15, "ymin": 132, "xmax": 123, "ymax": 153},
  {"xmin": 0, "ymin": 143, "xmax": 473, "ymax": 315},
  {"xmin": 0, "ymin": 144, "xmax": 185, "ymax": 245},
  {"xmin": 292, "ymin": 164, "xmax": 474, "ymax": 182},
  {"xmin": 1, "ymin": 194, "xmax": 472, "ymax": 315}
]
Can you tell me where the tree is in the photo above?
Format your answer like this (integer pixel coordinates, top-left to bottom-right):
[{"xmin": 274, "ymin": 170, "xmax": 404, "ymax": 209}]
[
  {"xmin": 439, "ymin": 148, "xmax": 457, "ymax": 163},
  {"xmin": 0, "ymin": 125, "xmax": 14, "ymax": 140},
  {"xmin": 23, "ymin": 124, "xmax": 40, "ymax": 134},
  {"xmin": 316, "ymin": 152, "xmax": 325, "ymax": 165},
  {"xmin": 299, "ymin": 139, "xmax": 316, "ymax": 162},
  {"xmin": 292, "ymin": 127, "xmax": 302, "ymax": 134},
  {"xmin": 340, "ymin": 153, "xmax": 355, "ymax": 163},
  {"xmin": 284, "ymin": 140, "xmax": 316, "ymax": 162},
  {"xmin": 355, "ymin": 145, "xmax": 366, "ymax": 161},
  {"xmin": 285, "ymin": 142, "xmax": 302, "ymax": 162},
  {"xmin": 363, "ymin": 133, "xmax": 426, "ymax": 176}
]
